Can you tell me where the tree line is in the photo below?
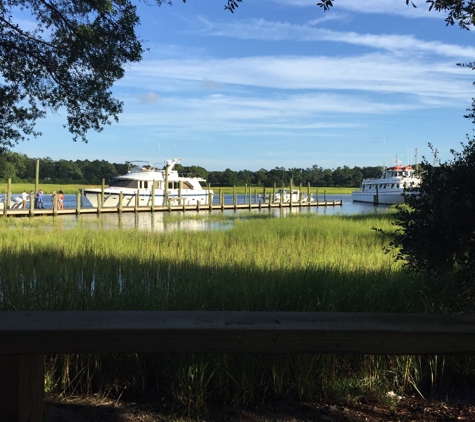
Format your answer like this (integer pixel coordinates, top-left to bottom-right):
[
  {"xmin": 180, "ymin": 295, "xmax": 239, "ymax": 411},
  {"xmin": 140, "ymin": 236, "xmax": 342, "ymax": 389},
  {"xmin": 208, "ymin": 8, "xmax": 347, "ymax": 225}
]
[{"xmin": 0, "ymin": 151, "xmax": 385, "ymax": 187}]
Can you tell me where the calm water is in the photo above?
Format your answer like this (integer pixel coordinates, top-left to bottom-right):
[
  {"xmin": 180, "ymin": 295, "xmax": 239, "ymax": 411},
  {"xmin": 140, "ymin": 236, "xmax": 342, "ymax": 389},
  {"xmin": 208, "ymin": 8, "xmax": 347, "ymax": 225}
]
[{"xmin": 34, "ymin": 193, "xmax": 391, "ymax": 232}]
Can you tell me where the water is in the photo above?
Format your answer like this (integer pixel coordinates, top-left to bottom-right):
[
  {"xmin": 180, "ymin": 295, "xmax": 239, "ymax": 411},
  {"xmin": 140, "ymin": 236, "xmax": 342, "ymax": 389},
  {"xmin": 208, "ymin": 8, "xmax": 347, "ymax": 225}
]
[{"xmin": 37, "ymin": 193, "xmax": 391, "ymax": 232}]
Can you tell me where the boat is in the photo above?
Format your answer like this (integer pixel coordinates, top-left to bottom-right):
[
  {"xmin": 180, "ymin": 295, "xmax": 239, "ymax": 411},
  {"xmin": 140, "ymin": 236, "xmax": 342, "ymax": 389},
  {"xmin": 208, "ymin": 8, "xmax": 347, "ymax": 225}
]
[
  {"xmin": 83, "ymin": 158, "xmax": 213, "ymax": 208},
  {"xmin": 0, "ymin": 195, "xmax": 26, "ymax": 210},
  {"xmin": 262, "ymin": 189, "xmax": 311, "ymax": 203},
  {"xmin": 351, "ymin": 158, "xmax": 421, "ymax": 205}
]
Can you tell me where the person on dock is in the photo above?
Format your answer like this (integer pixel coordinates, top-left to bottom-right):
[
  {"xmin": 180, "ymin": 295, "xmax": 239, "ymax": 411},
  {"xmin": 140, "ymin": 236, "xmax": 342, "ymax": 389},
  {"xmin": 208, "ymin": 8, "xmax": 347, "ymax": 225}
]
[
  {"xmin": 58, "ymin": 191, "xmax": 64, "ymax": 209},
  {"xmin": 21, "ymin": 190, "xmax": 28, "ymax": 209},
  {"xmin": 36, "ymin": 189, "xmax": 44, "ymax": 209}
]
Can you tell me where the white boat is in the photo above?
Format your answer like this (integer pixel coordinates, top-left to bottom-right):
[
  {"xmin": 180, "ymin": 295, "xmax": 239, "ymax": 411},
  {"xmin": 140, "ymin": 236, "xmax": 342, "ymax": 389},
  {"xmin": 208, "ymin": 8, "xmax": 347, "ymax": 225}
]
[
  {"xmin": 0, "ymin": 195, "xmax": 26, "ymax": 210},
  {"xmin": 83, "ymin": 158, "xmax": 213, "ymax": 208},
  {"xmin": 351, "ymin": 159, "xmax": 421, "ymax": 205},
  {"xmin": 262, "ymin": 189, "xmax": 311, "ymax": 203}
]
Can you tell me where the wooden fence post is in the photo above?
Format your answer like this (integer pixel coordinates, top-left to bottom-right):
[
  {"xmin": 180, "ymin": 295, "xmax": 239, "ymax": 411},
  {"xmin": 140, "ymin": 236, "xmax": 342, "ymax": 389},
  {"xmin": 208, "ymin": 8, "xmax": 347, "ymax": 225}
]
[
  {"xmin": 76, "ymin": 192, "xmax": 81, "ymax": 215},
  {"xmin": 0, "ymin": 354, "xmax": 44, "ymax": 422}
]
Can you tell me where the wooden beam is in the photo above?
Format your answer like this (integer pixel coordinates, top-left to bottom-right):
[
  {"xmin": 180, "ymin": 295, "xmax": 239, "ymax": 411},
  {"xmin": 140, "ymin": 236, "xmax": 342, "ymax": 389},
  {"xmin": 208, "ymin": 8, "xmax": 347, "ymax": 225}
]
[{"xmin": 0, "ymin": 311, "xmax": 475, "ymax": 355}]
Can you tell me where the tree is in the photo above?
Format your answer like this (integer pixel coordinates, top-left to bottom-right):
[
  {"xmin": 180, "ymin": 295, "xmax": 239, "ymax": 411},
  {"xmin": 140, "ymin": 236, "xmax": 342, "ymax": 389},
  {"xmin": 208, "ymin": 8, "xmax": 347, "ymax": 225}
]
[
  {"xmin": 317, "ymin": 0, "xmax": 475, "ymax": 29},
  {"xmin": 389, "ymin": 140, "xmax": 475, "ymax": 305},
  {"xmin": 0, "ymin": 0, "xmax": 179, "ymax": 150}
]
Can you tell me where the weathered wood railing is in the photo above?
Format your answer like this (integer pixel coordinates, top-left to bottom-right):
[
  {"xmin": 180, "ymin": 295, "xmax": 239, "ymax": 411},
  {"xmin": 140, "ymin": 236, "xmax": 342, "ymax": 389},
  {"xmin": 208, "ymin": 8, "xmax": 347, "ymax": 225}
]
[{"xmin": 2, "ymin": 311, "xmax": 475, "ymax": 422}]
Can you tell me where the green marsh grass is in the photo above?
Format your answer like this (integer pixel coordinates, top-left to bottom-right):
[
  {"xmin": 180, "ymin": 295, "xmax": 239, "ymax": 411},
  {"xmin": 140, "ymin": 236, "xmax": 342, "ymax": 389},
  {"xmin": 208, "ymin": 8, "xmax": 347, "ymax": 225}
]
[{"xmin": 0, "ymin": 213, "xmax": 469, "ymax": 413}]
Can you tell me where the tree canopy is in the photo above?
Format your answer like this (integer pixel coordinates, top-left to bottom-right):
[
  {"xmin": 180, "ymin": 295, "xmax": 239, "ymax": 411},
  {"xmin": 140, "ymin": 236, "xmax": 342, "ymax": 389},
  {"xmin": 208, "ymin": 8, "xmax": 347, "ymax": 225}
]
[
  {"xmin": 0, "ymin": 0, "xmax": 181, "ymax": 150},
  {"xmin": 317, "ymin": 1, "xmax": 475, "ymax": 29}
]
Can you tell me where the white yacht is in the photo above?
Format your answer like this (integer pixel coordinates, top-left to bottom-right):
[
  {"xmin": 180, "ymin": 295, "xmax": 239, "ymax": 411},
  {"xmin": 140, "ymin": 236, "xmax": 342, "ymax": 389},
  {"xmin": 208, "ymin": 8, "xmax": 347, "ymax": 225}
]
[
  {"xmin": 83, "ymin": 158, "xmax": 213, "ymax": 208},
  {"xmin": 351, "ymin": 160, "xmax": 421, "ymax": 205}
]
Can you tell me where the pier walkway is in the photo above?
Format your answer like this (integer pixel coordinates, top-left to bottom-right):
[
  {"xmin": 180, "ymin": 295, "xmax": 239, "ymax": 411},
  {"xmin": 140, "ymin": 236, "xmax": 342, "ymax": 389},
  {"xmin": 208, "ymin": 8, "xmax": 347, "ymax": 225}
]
[{"xmin": 1, "ymin": 190, "xmax": 343, "ymax": 218}]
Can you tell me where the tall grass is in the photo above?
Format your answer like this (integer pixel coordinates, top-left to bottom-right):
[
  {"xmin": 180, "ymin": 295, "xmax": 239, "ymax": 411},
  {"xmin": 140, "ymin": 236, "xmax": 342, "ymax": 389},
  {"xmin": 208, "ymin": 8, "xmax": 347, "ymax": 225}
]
[{"xmin": 0, "ymin": 213, "xmax": 470, "ymax": 413}]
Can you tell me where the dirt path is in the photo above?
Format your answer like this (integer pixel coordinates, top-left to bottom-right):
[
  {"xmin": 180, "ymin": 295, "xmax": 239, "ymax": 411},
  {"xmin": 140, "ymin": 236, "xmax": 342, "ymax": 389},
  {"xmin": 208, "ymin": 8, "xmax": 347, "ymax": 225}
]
[{"xmin": 44, "ymin": 395, "xmax": 475, "ymax": 421}]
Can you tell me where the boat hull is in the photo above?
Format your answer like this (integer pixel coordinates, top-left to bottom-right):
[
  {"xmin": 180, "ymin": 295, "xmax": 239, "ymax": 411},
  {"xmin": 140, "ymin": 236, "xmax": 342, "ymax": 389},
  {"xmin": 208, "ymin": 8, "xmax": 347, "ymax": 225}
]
[
  {"xmin": 83, "ymin": 188, "xmax": 212, "ymax": 208},
  {"xmin": 351, "ymin": 191, "xmax": 407, "ymax": 205}
]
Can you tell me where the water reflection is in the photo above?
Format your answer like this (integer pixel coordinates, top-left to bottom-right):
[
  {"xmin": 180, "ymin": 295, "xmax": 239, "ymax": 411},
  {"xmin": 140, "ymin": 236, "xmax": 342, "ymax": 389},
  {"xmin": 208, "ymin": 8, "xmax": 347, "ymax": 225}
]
[{"xmin": 51, "ymin": 194, "xmax": 392, "ymax": 232}]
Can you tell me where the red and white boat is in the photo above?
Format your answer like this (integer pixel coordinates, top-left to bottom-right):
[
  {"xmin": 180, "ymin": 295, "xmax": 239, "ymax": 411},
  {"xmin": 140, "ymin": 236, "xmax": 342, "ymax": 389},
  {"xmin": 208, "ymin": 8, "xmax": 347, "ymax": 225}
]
[{"xmin": 351, "ymin": 158, "xmax": 421, "ymax": 205}]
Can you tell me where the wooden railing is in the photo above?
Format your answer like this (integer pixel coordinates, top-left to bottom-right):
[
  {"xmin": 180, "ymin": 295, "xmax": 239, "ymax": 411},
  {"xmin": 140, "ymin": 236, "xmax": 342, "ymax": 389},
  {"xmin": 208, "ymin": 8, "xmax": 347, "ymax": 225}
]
[{"xmin": 2, "ymin": 311, "xmax": 475, "ymax": 422}]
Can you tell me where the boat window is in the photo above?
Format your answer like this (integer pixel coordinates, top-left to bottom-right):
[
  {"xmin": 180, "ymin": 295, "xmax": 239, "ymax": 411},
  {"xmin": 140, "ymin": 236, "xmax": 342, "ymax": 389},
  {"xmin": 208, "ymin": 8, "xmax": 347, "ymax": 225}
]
[
  {"xmin": 182, "ymin": 181, "xmax": 193, "ymax": 189},
  {"xmin": 108, "ymin": 179, "xmax": 139, "ymax": 189},
  {"xmin": 168, "ymin": 182, "xmax": 175, "ymax": 189},
  {"xmin": 154, "ymin": 181, "xmax": 161, "ymax": 189},
  {"xmin": 144, "ymin": 181, "xmax": 148, "ymax": 189}
]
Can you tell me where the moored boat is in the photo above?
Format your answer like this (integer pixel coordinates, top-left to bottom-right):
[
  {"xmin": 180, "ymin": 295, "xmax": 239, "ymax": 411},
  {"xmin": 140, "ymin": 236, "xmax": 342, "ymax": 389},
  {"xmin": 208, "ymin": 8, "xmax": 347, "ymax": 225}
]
[
  {"xmin": 0, "ymin": 195, "xmax": 26, "ymax": 210},
  {"xmin": 262, "ymin": 189, "xmax": 311, "ymax": 203},
  {"xmin": 351, "ymin": 159, "xmax": 421, "ymax": 205},
  {"xmin": 83, "ymin": 158, "xmax": 213, "ymax": 208}
]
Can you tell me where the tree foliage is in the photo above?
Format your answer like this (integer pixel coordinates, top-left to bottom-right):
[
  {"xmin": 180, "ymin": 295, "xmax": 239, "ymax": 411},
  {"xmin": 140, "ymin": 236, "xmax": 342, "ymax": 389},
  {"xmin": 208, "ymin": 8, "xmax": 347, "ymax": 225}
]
[
  {"xmin": 0, "ymin": 150, "xmax": 384, "ymax": 186},
  {"xmin": 317, "ymin": 0, "xmax": 475, "ymax": 29},
  {"xmin": 390, "ymin": 140, "xmax": 475, "ymax": 303},
  {"xmin": 0, "ymin": 0, "xmax": 179, "ymax": 149}
]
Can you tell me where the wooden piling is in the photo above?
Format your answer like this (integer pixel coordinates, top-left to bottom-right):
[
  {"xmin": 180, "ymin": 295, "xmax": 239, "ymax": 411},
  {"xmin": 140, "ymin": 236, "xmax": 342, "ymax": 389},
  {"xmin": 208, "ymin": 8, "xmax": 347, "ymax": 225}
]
[
  {"xmin": 52, "ymin": 193, "xmax": 58, "ymax": 215},
  {"xmin": 119, "ymin": 192, "xmax": 123, "ymax": 213},
  {"xmin": 101, "ymin": 179, "xmax": 105, "ymax": 207},
  {"xmin": 6, "ymin": 178, "xmax": 11, "ymax": 211},
  {"xmin": 34, "ymin": 160, "xmax": 39, "ymax": 209},
  {"xmin": 29, "ymin": 192, "xmax": 35, "ymax": 217},
  {"xmin": 208, "ymin": 185, "xmax": 212, "ymax": 212},
  {"xmin": 76, "ymin": 192, "xmax": 81, "ymax": 215},
  {"xmin": 233, "ymin": 186, "xmax": 237, "ymax": 210},
  {"xmin": 97, "ymin": 193, "xmax": 102, "ymax": 214}
]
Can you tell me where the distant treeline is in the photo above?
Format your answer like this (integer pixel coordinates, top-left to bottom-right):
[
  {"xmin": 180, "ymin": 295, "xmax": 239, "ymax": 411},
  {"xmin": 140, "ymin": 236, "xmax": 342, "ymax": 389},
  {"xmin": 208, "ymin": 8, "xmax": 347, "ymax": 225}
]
[{"xmin": 0, "ymin": 152, "xmax": 385, "ymax": 187}]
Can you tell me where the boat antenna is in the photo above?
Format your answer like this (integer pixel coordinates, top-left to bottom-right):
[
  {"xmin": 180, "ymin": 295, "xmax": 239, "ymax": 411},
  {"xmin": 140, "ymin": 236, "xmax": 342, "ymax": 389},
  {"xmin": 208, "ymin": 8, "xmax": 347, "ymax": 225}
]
[{"xmin": 415, "ymin": 148, "xmax": 418, "ymax": 172}]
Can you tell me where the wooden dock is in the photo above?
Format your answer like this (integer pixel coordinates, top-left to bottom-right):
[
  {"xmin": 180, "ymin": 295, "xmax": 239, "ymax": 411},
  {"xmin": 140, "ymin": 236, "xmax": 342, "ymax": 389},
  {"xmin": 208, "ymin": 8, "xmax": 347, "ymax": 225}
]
[{"xmin": 1, "ymin": 189, "xmax": 343, "ymax": 218}]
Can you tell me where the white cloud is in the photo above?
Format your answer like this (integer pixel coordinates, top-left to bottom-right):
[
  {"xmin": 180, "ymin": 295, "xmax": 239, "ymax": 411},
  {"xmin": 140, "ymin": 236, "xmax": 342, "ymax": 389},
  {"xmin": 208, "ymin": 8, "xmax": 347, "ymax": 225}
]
[
  {"xmin": 194, "ymin": 17, "xmax": 475, "ymax": 60},
  {"xmin": 137, "ymin": 91, "xmax": 161, "ymax": 104},
  {"xmin": 124, "ymin": 53, "xmax": 471, "ymax": 102}
]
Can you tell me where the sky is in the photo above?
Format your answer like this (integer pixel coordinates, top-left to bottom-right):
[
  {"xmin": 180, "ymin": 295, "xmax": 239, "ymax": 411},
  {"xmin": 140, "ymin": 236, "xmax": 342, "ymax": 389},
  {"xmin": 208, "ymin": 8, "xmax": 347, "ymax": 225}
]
[{"xmin": 11, "ymin": 0, "xmax": 475, "ymax": 171}]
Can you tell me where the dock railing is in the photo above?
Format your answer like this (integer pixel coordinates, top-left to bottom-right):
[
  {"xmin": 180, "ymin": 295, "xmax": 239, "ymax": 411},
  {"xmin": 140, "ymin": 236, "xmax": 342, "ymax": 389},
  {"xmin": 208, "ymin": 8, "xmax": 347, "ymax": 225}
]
[{"xmin": 2, "ymin": 310, "xmax": 475, "ymax": 422}]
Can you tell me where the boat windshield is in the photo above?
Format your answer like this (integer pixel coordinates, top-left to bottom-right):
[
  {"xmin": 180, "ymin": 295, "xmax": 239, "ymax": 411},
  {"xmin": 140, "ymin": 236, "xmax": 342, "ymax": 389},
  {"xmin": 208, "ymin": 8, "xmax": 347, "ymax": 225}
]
[{"xmin": 108, "ymin": 179, "xmax": 139, "ymax": 189}]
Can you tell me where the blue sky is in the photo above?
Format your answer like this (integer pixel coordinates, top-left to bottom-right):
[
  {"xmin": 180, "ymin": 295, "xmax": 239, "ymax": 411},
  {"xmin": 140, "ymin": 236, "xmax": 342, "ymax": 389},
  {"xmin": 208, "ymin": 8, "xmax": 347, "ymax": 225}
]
[{"xmin": 12, "ymin": 0, "xmax": 475, "ymax": 171}]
